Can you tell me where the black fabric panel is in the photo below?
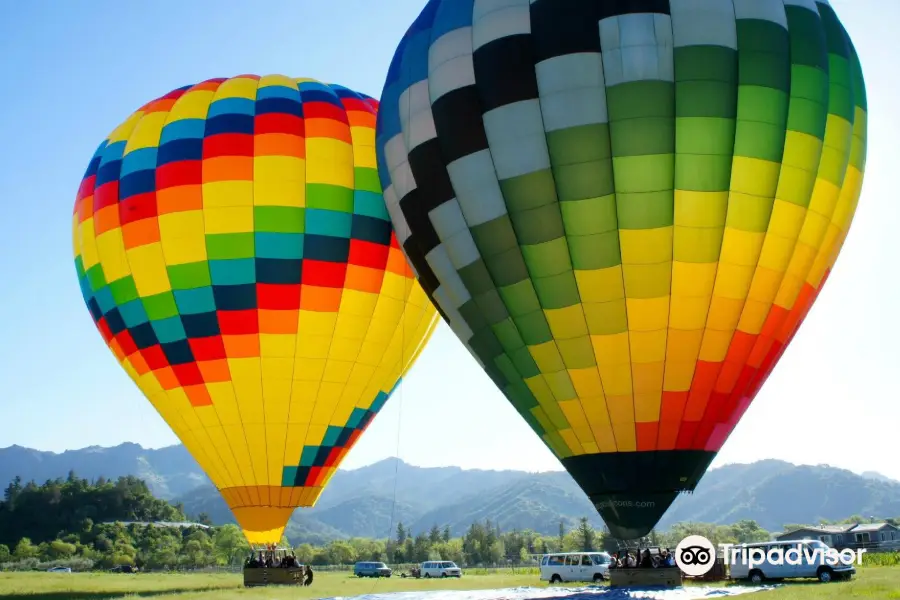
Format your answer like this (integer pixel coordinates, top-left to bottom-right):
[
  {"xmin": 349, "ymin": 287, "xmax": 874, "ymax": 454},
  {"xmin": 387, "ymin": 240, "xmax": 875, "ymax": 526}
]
[
  {"xmin": 405, "ymin": 137, "xmax": 455, "ymax": 258},
  {"xmin": 530, "ymin": 0, "xmax": 671, "ymax": 63},
  {"xmin": 431, "ymin": 86, "xmax": 490, "ymax": 164},
  {"xmin": 400, "ymin": 237, "xmax": 442, "ymax": 313},
  {"xmin": 596, "ymin": 0, "xmax": 671, "ymax": 20},
  {"xmin": 562, "ymin": 450, "xmax": 716, "ymax": 539},
  {"xmin": 530, "ymin": 0, "xmax": 606, "ymax": 61},
  {"xmin": 399, "ymin": 188, "xmax": 439, "ymax": 262},
  {"xmin": 473, "ymin": 34, "xmax": 538, "ymax": 112}
]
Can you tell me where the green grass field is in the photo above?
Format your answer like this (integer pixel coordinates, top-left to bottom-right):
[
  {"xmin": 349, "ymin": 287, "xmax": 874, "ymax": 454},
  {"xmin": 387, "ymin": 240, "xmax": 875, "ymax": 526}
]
[{"xmin": 0, "ymin": 568, "xmax": 897, "ymax": 600}]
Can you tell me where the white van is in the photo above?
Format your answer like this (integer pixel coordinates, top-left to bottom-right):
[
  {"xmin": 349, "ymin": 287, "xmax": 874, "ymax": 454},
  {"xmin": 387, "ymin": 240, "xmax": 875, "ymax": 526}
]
[
  {"xmin": 540, "ymin": 552, "xmax": 612, "ymax": 583},
  {"xmin": 420, "ymin": 560, "xmax": 462, "ymax": 578},
  {"xmin": 729, "ymin": 540, "xmax": 856, "ymax": 583}
]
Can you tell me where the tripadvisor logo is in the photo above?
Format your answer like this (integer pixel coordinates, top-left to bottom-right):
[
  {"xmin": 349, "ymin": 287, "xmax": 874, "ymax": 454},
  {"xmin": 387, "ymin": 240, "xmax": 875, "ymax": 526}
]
[
  {"xmin": 722, "ymin": 542, "xmax": 865, "ymax": 569},
  {"xmin": 673, "ymin": 535, "xmax": 866, "ymax": 576},
  {"xmin": 674, "ymin": 535, "xmax": 716, "ymax": 576}
]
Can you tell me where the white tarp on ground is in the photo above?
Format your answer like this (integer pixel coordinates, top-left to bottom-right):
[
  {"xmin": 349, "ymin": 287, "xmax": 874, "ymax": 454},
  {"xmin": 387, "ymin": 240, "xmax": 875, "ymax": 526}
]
[{"xmin": 324, "ymin": 584, "xmax": 778, "ymax": 600}]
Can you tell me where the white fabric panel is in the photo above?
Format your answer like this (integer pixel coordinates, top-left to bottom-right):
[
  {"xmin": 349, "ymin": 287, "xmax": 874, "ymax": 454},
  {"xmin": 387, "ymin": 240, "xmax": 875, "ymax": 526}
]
[
  {"xmin": 483, "ymin": 99, "xmax": 551, "ymax": 179},
  {"xmin": 783, "ymin": 0, "xmax": 821, "ymax": 13},
  {"xmin": 536, "ymin": 53, "xmax": 609, "ymax": 131},
  {"xmin": 425, "ymin": 245, "xmax": 472, "ymax": 308},
  {"xmin": 599, "ymin": 14, "xmax": 674, "ymax": 86},
  {"xmin": 473, "ymin": 1, "xmax": 532, "ymax": 50},
  {"xmin": 429, "ymin": 29, "xmax": 475, "ymax": 102},
  {"xmin": 447, "ymin": 149, "xmax": 509, "ymax": 226},
  {"xmin": 383, "ymin": 185, "xmax": 411, "ymax": 244},
  {"xmin": 670, "ymin": 0, "xmax": 738, "ymax": 49},
  {"xmin": 429, "ymin": 27, "xmax": 473, "ymax": 70},
  {"xmin": 443, "ymin": 228, "xmax": 481, "ymax": 268},
  {"xmin": 429, "ymin": 56, "xmax": 476, "ymax": 102},
  {"xmin": 387, "ymin": 158, "xmax": 417, "ymax": 202},
  {"xmin": 540, "ymin": 88, "xmax": 610, "ymax": 131},
  {"xmin": 474, "ymin": 0, "xmax": 531, "ymax": 20},
  {"xmin": 536, "ymin": 52, "xmax": 607, "ymax": 94},
  {"xmin": 433, "ymin": 287, "xmax": 475, "ymax": 344},
  {"xmin": 732, "ymin": 0, "xmax": 788, "ymax": 27},
  {"xmin": 429, "ymin": 198, "xmax": 468, "ymax": 240},
  {"xmin": 406, "ymin": 109, "xmax": 437, "ymax": 151}
]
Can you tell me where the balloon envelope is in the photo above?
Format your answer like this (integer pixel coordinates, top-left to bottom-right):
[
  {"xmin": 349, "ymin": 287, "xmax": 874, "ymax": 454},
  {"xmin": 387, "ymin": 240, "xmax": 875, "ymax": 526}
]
[
  {"xmin": 73, "ymin": 75, "xmax": 438, "ymax": 544},
  {"xmin": 376, "ymin": 0, "xmax": 866, "ymax": 538}
]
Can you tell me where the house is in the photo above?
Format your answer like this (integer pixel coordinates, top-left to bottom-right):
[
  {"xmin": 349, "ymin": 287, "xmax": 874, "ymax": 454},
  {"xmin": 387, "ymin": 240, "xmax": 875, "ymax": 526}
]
[
  {"xmin": 847, "ymin": 523, "xmax": 900, "ymax": 548},
  {"xmin": 776, "ymin": 522, "xmax": 900, "ymax": 551},
  {"xmin": 101, "ymin": 520, "xmax": 211, "ymax": 530},
  {"xmin": 775, "ymin": 524, "xmax": 855, "ymax": 548}
]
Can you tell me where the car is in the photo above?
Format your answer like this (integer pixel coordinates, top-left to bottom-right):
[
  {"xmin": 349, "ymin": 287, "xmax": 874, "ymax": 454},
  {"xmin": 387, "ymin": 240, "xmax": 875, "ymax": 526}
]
[
  {"xmin": 108, "ymin": 565, "xmax": 137, "ymax": 573},
  {"xmin": 540, "ymin": 552, "xmax": 612, "ymax": 583},
  {"xmin": 420, "ymin": 560, "xmax": 462, "ymax": 578},
  {"xmin": 354, "ymin": 561, "xmax": 392, "ymax": 577},
  {"xmin": 729, "ymin": 540, "xmax": 856, "ymax": 584},
  {"xmin": 46, "ymin": 566, "xmax": 72, "ymax": 573}
]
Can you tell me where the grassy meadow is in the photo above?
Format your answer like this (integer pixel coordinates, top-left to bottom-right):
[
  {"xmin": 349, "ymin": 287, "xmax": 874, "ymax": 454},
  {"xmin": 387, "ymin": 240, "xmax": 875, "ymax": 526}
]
[{"xmin": 0, "ymin": 566, "xmax": 898, "ymax": 600}]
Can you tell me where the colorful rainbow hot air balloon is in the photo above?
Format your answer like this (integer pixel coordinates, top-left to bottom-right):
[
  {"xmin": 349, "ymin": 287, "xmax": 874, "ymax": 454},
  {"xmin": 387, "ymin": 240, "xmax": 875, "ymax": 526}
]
[
  {"xmin": 73, "ymin": 75, "xmax": 439, "ymax": 545},
  {"xmin": 375, "ymin": 0, "xmax": 866, "ymax": 539}
]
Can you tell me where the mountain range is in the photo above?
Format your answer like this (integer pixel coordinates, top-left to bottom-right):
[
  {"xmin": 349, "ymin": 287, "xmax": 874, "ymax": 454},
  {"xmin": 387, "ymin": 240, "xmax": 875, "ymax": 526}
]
[{"xmin": 2, "ymin": 443, "xmax": 898, "ymax": 544}]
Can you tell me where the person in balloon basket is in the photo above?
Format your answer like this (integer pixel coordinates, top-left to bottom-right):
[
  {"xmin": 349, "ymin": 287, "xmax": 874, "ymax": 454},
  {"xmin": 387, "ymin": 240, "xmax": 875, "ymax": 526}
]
[
  {"xmin": 659, "ymin": 549, "xmax": 676, "ymax": 568},
  {"xmin": 639, "ymin": 549, "xmax": 654, "ymax": 568}
]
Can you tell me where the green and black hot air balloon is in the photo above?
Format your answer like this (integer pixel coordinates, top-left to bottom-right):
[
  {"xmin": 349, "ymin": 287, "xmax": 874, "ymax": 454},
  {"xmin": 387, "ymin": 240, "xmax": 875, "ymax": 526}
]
[{"xmin": 375, "ymin": 0, "xmax": 867, "ymax": 539}]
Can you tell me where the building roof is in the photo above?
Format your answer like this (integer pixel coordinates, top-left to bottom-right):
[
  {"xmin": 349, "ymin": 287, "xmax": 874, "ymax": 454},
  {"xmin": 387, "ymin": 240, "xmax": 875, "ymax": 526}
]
[
  {"xmin": 850, "ymin": 522, "xmax": 897, "ymax": 533},
  {"xmin": 780, "ymin": 524, "xmax": 854, "ymax": 536},
  {"xmin": 778, "ymin": 522, "xmax": 897, "ymax": 537},
  {"xmin": 101, "ymin": 520, "xmax": 210, "ymax": 529}
]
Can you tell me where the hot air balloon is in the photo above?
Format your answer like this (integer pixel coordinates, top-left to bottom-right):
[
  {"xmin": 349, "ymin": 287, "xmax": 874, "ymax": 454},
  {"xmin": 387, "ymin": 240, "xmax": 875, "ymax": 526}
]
[
  {"xmin": 73, "ymin": 75, "xmax": 439, "ymax": 545},
  {"xmin": 375, "ymin": 0, "xmax": 866, "ymax": 539}
]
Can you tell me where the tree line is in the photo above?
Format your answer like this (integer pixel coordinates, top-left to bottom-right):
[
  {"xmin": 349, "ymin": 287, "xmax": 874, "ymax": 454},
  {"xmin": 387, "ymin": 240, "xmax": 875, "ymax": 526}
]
[
  {"xmin": 0, "ymin": 472, "xmax": 251, "ymax": 570},
  {"xmin": 2, "ymin": 473, "xmax": 895, "ymax": 571}
]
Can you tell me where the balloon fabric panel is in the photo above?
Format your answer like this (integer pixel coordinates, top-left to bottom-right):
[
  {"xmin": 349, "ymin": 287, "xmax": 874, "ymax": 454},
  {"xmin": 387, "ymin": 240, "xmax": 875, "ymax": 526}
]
[
  {"xmin": 376, "ymin": 0, "xmax": 865, "ymax": 538},
  {"xmin": 73, "ymin": 75, "xmax": 439, "ymax": 544}
]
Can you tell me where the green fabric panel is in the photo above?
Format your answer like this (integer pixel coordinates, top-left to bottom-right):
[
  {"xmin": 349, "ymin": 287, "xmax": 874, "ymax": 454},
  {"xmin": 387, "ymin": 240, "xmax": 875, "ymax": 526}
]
[
  {"xmin": 474, "ymin": 290, "xmax": 510, "ymax": 326},
  {"xmin": 609, "ymin": 118, "xmax": 674, "ymax": 157},
  {"xmin": 605, "ymin": 81, "xmax": 674, "ymax": 120},
  {"xmin": 583, "ymin": 300, "xmax": 628, "ymax": 335},
  {"xmin": 532, "ymin": 271, "xmax": 581, "ymax": 309},
  {"xmin": 509, "ymin": 203, "xmax": 566, "ymax": 246},
  {"xmin": 556, "ymin": 336, "xmax": 597, "ymax": 370},
  {"xmin": 521, "ymin": 237, "xmax": 572, "ymax": 278},
  {"xmin": 568, "ymin": 232, "xmax": 622, "ymax": 270},
  {"xmin": 499, "ymin": 280, "xmax": 541, "ymax": 317},
  {"xmin": 513, "ymin": 310, "xmax": 554, "ymax": 346},
  {"xmin": 673, "ymin": 226, "xmax": 724, "ymax": 263},
  {"xmin": 501, "ymin": 170, "xmax": 558, "ymax": 212},
  {"xmin": 785, "ymin": 6, "xmax": 829, "ymax": 71},
  {"xmin": 725, "ymin": 195, "xmax": 775, "ymax": 233},
  {"xmin": 492, "ymin": 318, "xmax": 526, "ymax": 352}
]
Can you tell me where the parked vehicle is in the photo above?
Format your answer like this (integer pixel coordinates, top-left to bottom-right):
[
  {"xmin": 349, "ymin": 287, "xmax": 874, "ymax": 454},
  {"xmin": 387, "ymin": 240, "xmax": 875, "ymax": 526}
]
[
  {"xmin": 108, "ymin": 565, "xmax": 137, "ymax": 573},
  {"xmin": 540, "ymin": 552, "xmax": 612, "ymax": 583},
  {"xmin": 420, "ymin": 560, "xmax": 462, "ymax": 578},
  {"xmin": 46, "ymin": 566, "xmax": 72, "ymax": 573},
  {"xmin": 354, "ymin": 561, "xmax": 392, "ymax": 577}
]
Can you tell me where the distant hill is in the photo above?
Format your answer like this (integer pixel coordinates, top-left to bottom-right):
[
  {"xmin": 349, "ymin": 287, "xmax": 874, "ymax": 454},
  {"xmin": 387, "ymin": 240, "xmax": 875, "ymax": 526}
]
[
  {"xmin": 0, "ymin": 443, "xmax": 205, "ymax": 500},
  {"xmin": 862, "ymin": 471, "xmax": 898, "ymax": 485},
  {"xmin": 2, "ymin": 443, "xmax": 899, "ymax": 543}
]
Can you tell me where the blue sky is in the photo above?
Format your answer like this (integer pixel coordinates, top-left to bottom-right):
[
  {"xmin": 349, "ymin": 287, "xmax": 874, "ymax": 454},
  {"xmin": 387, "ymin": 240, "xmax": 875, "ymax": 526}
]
[{"xmin": 1, "ymin": 0, "xmax": 898, "ymax": 484}]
